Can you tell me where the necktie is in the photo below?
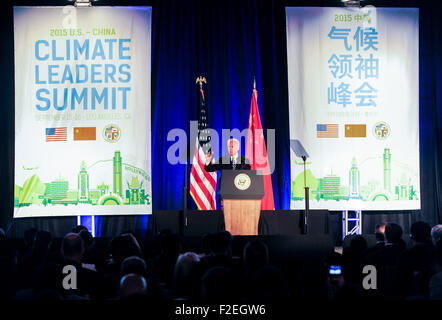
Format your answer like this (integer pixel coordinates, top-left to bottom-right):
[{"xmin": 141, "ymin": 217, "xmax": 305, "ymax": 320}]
[{"xmin": 232, "ymin": 157, "xmax": 237, "ymax": 170}]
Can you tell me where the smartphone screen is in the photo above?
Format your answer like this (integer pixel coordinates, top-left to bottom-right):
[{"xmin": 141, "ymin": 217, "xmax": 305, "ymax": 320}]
[{"xmin": 329, "ymin": 265, "xmax": 342, "ymax": 275}]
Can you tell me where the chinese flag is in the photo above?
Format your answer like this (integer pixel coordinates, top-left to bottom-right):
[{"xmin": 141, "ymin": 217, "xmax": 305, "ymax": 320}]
[
  {"xmin": 245, "ymin": 86, "xmax": 275, "ymax": 210},
  {"xmin": 74, "ymin": 127, "xmax": 96, "ymax": 141},
  {"xmin": 344, "ymin": 124, "xmax": 366, "ymax": 137}
]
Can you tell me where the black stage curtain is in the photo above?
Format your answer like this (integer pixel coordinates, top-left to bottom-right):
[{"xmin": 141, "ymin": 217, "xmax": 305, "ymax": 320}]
[{"xmin": 1, "ymin": 0, "xmax": 442, "ymax": 238}]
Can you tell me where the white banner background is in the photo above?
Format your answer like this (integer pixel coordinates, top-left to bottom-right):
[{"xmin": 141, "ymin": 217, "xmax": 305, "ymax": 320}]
[
  {"xmin": 14, "ymin": 6, "xmax": 152, "ymax": 217},
  {"xmin": 286, "ymin": 7, "xmax": 420, "ymax": 210}
]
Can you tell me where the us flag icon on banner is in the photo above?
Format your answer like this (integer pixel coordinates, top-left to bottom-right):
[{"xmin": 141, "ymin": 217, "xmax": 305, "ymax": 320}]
[
  {"xmin": 316, "ymin": 124, "xmax": 339, "ymax": 138},
  {"xmin": 45, "ymin": 127, "xmax": 67, "ymax": 142}
]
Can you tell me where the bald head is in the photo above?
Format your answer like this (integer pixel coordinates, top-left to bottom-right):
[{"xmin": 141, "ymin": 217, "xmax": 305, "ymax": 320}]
[
  {"xmin": 61, "ymin": 233, "xmax": 84, "ymax": 262},
  {"xmin": 432, "ymin": 225, "xmax": 442, "ymax": 246},
  {"xmin": 119, "ymin": 273, "xmax": 147, "ymax": 299},
  {"xmin": 174, "ymin": 252, "xmax": 200, "ymax": 282}
]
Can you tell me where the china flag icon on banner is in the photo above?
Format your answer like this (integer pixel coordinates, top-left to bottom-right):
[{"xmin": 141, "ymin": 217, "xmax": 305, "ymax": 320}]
[
  {"xmin": 74, "ymin": 127, "xmax": 96, "ymax": 141},
  {"xmin": 344, "ymin": 124, "xmax": 366, "ymax": 138}
]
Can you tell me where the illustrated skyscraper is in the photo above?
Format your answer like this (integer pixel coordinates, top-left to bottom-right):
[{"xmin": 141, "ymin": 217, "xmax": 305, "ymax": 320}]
[
  {"xmin": 113, "ymin": 151, "xmax": 122, "ymax": 196},
  {"xmin": 78, "ymin": 161, "xmax": 89, "ymax": 203},
  {"xmin": 319, "ymin": 174, "xmax": 340, "ymax": 200},
  {"xmin": 383, "ymin": 148, "xmax": 391, "ymax": 192},
  {"xmin": 49, "ymin": 179, "xmax": 69, "ymax": 201},
  {"xmin": 349, "ymin": 157, "xmax": 360, "ymax": 199}
]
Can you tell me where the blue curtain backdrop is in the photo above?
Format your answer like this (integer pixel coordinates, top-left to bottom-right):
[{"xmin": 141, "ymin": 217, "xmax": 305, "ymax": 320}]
[
  {"xmin": 151, "ymin": 0, "xmax": 291, "ymax": 212},
  {"xmin": 1, "ymin": 0, "xmax": 442, "ymax": 237}
]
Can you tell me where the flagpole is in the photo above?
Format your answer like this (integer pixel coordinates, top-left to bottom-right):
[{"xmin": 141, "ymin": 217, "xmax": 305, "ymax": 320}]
[
  {"xmin": 183, "ymin": 76, "xmax": 207, "ymax": 233},
  {"xmin": 182, "ymin": 128, "xmax": 191, "ymax": 236},
  {"xmin": 183, "ymin": 151, "xmax": 188, "ymax": 232}
]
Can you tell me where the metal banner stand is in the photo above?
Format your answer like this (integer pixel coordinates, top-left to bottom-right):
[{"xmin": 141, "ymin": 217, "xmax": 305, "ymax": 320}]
[
  {"xmin": 290, "ymin": 139, "xmax": 310, "ymax": 234},
  {"xmin": 342, "ymin": 210, "xmax": 362, "ymax": 239}
]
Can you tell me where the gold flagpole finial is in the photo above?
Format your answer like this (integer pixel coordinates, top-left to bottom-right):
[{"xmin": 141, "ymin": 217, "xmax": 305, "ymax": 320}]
[
  {"xmin": 196, "ymin": 76, "xmax": 207, "ymax": 89},
  {"xmin": 253, "ymin": 76, "xmax": 256, "ymax": 90}
]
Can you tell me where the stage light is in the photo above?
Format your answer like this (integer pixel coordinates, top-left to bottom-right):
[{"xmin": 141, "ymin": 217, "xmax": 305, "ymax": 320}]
[
  {"xmin": 341, "ymin": 0, "xmax": 364, "ymax": 7},
  {"xmin": 75, "ymin": 0, "xmax": 91, "ymax": 7},
  {"xmin": 67, "ymin": 0, "xmax": 99, "ymax": 8}
]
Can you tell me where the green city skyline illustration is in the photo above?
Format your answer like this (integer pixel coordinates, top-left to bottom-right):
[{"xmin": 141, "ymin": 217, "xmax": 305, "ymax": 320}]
[
  {"xmin": 291, "ymin": 148, "xmax": 419, "ymax": 202},
  {"xmin": 14, "ymin": 150, "xmax": 151, "ymax": 207}
]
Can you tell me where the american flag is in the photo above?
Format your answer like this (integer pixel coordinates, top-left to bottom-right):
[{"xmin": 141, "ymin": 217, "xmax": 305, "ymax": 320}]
[
  {"xmin": 46, "ymin": 127, "xmax": 67, "ymax": 142},
  {"xmin": 316, "ymin": 124, "xmax": 339, "ymax": 138},
  {"xmin": 190, "ymin": 79, "xmax": 217, "ymax": 210}
]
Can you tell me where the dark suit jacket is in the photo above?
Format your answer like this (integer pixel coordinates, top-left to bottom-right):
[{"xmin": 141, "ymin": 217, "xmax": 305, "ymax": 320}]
[
  {"xmin": 205, "ymin": 155, "xmax": 251, "ymax": 172},
  {"xmin": 395, "ymin": 243, "xmax": 434, "ymax": 298},
  {"xmin": 205, "ymin": 155, "xmax": 251, "ymax": 196}
]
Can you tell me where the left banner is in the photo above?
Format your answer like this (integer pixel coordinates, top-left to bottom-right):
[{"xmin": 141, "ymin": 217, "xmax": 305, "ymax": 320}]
[{"xmin": 14, "ymin": 6, "xmax": 152, "ymax": 217}]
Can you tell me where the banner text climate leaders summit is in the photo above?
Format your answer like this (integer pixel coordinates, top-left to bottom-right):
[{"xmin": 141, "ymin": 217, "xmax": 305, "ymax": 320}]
[{"xmin": 33, "ymin": 38, "xmax": 132, "ymax": 111}]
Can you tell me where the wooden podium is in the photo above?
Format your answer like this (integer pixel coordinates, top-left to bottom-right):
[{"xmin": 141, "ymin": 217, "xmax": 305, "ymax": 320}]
[{"xmin": 219, "ymin": 170, "xmax": 264, "ymax": 235}]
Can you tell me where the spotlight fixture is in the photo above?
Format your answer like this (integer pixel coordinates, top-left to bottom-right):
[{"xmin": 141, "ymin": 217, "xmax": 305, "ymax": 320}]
[
  {"xmin": 67, "ymin": 0, "xmax": 99, "ymax": 8},
  {"xmin": 74, "ymin": 0, "xmax": 91, "ymax": 7},
  {"xmin": 341, "ymin": 0, "xmax": 364, "ymax": 7}
]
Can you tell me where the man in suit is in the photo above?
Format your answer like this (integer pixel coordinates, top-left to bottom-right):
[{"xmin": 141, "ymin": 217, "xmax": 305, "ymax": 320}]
[
  {"xmin": 205, "ymin": 138, "xmax": 251, "ymax": 207},
  {"xmin": 205, "ymin": 138, "xmax": 251, "ymax": 172}
]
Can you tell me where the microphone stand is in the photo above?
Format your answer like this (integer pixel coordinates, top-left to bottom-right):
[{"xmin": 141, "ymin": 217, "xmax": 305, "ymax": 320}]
[
  {"xmin": 302, "ymin": 155, "xmax": 309, "ymax": 235},
  {"xmin": 290, "ymin": 139, "xmax": 310, "ymax": 235}
]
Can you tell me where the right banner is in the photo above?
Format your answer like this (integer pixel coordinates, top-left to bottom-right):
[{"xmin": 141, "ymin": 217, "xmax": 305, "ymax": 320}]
[{"xmin": 286, "ymin": 7, "xmax": 420, "ymax": 210}]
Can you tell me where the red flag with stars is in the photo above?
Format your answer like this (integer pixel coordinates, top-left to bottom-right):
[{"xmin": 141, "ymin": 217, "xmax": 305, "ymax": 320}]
[{"xmin": 245, "ymin": 86, "xmax": 275, "ymax": 210}]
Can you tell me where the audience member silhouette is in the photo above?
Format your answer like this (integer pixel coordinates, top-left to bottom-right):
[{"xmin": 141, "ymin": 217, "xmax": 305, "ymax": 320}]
[
  {"xmin": 431, "ymin": 224, "xmax": 442, "ymax": 249},
  {"xmin": 3, "ymin": 221, "xmax": 442, "ymax": 301},
  {"xmin": 174, "ymin": 252, "xmax": 200, "ymax": 300},
  {"xmin": 369, "ymin": 223, "xmax": 405, "ymax": 297},
  {"xmin": 200, "ymin": 266, "xmax": 239, "ymax": 302},
  {"xmin": 243, "ymin": 239, "xmax": 269, "ymax": 276},
  {"xmin": 60, "ymin": 233, "xmax": 99, "ymax": 298},
  {"xmin": 72, "ymin": 225, "xmax": 88, "ymax": 234},
  {"xmin": 429, "ymin": 246, "xmax": 442, "ymax": 300},
  {"xmin": 249, "ymin": 265, "xmax": 290, "ymax": 302},
  {"xmin": 95, "ymin": 233, "xmax": 144, "ymax": 299},
  {"xmin": 395, "ymin": 221, "xmax": 434, "ymax": 299},
  {"xmin": 343, "ymin": 236, "xmax": 368, "ymax": 284},
  {"xmin": 375, "ymin": 223, "xmax": 386, "ymax": 240},
  {"xmin": 363, "ymin": 223, "xmax": 386, "ymax": 264},
  {"xmin": 151, "ymin": 233, "xmax": 182, "ymax": 288},
  {"xmin": 119, "ymin": 273, "xmax": 148, "ymax": 300}
]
